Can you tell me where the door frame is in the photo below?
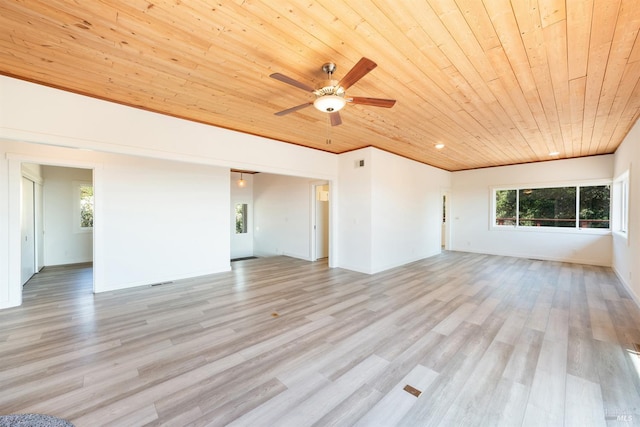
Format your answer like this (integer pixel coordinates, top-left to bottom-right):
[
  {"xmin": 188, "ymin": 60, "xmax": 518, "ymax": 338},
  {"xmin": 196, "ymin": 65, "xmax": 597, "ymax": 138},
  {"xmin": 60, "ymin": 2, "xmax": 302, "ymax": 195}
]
[{"xmin": 7, "ymin": 154, "xmax": 101, "ymax": 307}]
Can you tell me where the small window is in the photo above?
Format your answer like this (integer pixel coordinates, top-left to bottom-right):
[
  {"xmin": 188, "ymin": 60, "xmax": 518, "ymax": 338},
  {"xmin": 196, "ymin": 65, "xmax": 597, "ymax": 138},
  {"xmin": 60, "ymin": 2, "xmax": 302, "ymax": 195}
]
[
  {"xmin": 235, "ymin": 203, "xmax": 248, "ymax": 234},
  {"xmin": 613, "ymin": 172, "xmax": 629, "ymax": 234},
  {"xmin": 78, "ymin": 182, "xmax": 94, "ymax": 230}
]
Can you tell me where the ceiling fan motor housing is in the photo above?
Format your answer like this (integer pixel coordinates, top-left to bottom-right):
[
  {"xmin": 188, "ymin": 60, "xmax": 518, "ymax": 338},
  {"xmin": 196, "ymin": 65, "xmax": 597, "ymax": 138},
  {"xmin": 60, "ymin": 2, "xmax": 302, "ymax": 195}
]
[
  {"xmin": 314, "ymin": 78, "xmax": 347, "ymax": 112},
  {"xmin": 314, "ymin": 80, "xmax": 343, "ymax": 95}
]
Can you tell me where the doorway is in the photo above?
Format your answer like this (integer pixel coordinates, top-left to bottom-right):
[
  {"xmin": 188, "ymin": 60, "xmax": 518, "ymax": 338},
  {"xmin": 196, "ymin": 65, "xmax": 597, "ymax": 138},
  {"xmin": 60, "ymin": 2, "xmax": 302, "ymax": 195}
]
[
  {"xmin": 9, "ymin": 156, "xmax": 97, "ymax": 307},
  {"xmin": 312, "ymin": 183, "xmax": 330, "ymax": 261},
  {"xmin": 441, "ymin": 190, "xmax": 450, "ymax": 250}
]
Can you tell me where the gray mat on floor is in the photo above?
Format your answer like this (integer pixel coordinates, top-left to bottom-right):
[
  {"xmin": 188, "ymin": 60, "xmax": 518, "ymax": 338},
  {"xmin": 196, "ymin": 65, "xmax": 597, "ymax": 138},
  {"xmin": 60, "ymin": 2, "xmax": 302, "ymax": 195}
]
[{"xmin": 0, "ymin": 414, "xmax": 74, "ymax": 427}]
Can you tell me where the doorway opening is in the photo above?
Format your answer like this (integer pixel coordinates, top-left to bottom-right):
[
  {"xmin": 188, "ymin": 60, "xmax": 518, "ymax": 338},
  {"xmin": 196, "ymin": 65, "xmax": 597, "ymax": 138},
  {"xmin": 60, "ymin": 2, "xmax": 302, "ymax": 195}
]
[
  {"xmin": 311, "ymin": 182, "xmax": 330, "ymax": 261},
  {"xmin": 12, "ymin": 157, "xmax": 97, "ymax": 307},
  {"xmin": 441, "ymin": 190, "xmax": 450, "ymax": 251}
]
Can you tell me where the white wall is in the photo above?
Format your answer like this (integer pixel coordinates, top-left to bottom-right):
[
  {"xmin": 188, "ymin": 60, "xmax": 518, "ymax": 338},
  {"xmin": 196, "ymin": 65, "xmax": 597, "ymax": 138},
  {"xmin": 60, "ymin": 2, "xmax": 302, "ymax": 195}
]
[
  {"xmin": 337, "ymin": 147, "xmax": 450, "ymax": 274},
  {"xmin": 99, "ymin": 154, "xmax": 230, "ymax": 290},
  {"xmin": 0, "ymin": 76, "xmax": 337, "ymax": 179},
  {"xmin": 42, "ymin": 166, "xmax": 93, "ymax": 266},
  {"xmin": 253, "ymin": 173, "xmax": 317, "ymax": 260},
  {"xmin": 230, "ymin": 172, "xmax": 254, "ymax": 259},
  {"xmin": 612, "ymin": 118, "xmax": 640, "ymax": 303},
  {"xmin": 451, "ymin": 155, "xmax": 615, "ymax": 266},
  {"xmin": 371, "ymin": 149, "xmax": 450, "ymax": 273},
  {"xmin": 337, "ymin": 149, "xmax": 373, "ymax": 273},
  {"xmin": 0, "ymin": 76, "xmax": 339, "ymax": 309}
]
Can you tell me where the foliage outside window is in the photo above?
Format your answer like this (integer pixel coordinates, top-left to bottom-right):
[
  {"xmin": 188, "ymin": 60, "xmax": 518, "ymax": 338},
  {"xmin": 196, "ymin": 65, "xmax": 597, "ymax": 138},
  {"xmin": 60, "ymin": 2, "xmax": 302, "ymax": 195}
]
[
  {"xmin": 495, "ymin": 184, "xmax": 610, "ymax": 229},
  {"xmin": 79, "ymin": 184, "xmax": 94, "ymax": 229},
  {"xmin": 235, "ymin": 203, "xmax": 248, "ymax": 234},
  {"xmin": 579, "ymin": 186, "xmax": 610, "ymax": 229}
]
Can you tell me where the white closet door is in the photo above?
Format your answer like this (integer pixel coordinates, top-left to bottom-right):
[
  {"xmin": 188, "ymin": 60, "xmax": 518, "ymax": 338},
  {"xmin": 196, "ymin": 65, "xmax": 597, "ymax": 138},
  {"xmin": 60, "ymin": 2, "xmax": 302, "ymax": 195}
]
[
  {"xmin": 21, "ymin": 177, "xmax": 36, "ymax": 285},
  {"xmin": 35, "ymin": 182, "xmax": 44, "ymax": 272}
]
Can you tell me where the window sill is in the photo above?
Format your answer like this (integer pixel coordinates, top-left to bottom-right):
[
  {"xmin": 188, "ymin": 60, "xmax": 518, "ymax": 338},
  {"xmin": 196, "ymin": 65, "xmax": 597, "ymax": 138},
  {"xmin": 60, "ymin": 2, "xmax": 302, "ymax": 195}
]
[
  {"xmin": 491, "ymin": 225, "xmax": 611, "ymax": 236},
  {"xmin": 612, "ymin": 230, "xmax": 628, "ymax": 240}
]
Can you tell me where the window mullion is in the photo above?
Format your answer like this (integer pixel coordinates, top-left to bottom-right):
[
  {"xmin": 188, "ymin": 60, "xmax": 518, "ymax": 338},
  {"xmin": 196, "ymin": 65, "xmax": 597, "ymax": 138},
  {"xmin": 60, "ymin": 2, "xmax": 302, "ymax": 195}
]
[
  {"xmin": 576, "ymin": 186, "xmax": 580, "ymax": 229},
  {"xmin": 516, "ymin": 189, "xmax": 519, "ymax": 228}
]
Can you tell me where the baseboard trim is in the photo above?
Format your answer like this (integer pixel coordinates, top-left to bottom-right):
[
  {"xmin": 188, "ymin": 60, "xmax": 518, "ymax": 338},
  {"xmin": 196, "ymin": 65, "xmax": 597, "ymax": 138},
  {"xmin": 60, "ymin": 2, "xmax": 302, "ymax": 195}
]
[{"xmin": 612, "ymin": 266, "xmax": 640, "ymax": 310}]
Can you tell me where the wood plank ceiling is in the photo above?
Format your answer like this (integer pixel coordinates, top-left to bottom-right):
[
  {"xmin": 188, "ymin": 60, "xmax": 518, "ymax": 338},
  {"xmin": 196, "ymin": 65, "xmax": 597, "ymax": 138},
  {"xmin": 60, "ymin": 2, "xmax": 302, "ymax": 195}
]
[{"xmin": 1, "ymin": 0, "xmax": 639, "ymax": 171}]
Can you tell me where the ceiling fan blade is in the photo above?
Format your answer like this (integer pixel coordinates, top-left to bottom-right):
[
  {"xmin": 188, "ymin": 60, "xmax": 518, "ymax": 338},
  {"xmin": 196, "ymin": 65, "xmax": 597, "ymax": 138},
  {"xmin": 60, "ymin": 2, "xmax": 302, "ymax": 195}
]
[
  {"xmin": 329, "ymin": 112, "xmax": 342, "ymax": 126},
  {"xmin": 269, "ymin": 73, "xmax": 315, "ymax": 92},
  {"xmin": 274, "ymin": 102, "xmax": 313, "ymax": 116},
  {"xmin": 349, "ymin": 97, "xmax": 396, "ymax": 108},
  {"xmin": 338, "ymin": 57, "xmax": 377, "ymax": 90}
]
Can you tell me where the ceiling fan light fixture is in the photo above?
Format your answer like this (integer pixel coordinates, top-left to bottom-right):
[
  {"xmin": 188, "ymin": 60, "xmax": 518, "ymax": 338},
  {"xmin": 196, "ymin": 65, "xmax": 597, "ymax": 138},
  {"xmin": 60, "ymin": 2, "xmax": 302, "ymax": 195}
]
[{"xmin": 313, "ymin": 95, "xmax": 347, "ymax": 113}]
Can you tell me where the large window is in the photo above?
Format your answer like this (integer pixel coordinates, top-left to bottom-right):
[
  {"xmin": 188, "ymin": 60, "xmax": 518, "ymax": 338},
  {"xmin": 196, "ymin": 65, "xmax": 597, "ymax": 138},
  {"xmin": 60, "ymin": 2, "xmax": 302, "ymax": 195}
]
[{"xmin": 494, "ymin": 183, "xmax": 610, "ymax": 230}]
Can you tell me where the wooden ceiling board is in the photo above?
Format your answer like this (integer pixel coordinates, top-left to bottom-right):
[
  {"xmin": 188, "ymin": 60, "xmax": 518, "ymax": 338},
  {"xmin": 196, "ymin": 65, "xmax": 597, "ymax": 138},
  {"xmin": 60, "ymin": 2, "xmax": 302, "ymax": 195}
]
[{"xmin": 1, "ymin": 0, "xmax": 640, "ymax": 171}]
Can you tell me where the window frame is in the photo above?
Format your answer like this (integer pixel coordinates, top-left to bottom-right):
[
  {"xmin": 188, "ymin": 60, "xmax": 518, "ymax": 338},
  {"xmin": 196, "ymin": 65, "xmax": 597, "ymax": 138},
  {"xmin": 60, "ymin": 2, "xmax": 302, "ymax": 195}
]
[
  {"xmin": 74, "ymin": 180, "xmax": 94, "ymax": 233},
  {"xmin": 612, "ymin": 171, "xmax": 629, "ymax": 237},
  {"xmin": 235, "ymin": 203, "xmax": 248, "ymax": 234},
  {"xmin": 490, "ymin": 179, "xmax": 612, "ymax": 234}
]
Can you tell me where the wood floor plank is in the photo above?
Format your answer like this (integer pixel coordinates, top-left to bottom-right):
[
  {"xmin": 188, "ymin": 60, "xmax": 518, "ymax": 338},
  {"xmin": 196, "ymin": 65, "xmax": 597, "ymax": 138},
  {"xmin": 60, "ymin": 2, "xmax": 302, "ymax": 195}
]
[
  {"xmin": 354, "ymin": 364, "xmax": 439, "ymax": 427},
  {"xmin": 275, "ymin": 354, "xmax": 389, "ymax": 426},
  {"xmin": 438, "ymin": 340, "xmax": 514, "ymax": 425},
  {"xmin": 481, "ymin": 378, "xmax": 530, "ymax": 426},
  {"xmin": 227, "ymin": 373, "xmax": 331, "ymax": 427},
  {"xmin": 1, "ymin": 252, "xmax": 640, "ymax": 425},
  {"xmin": 564, "ymin": 374, "xmax": 607, "ymax": 427}
]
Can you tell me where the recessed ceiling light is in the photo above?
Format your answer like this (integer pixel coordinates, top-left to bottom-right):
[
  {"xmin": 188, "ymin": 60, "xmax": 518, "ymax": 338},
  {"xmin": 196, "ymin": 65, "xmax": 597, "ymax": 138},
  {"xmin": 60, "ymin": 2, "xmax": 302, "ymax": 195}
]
[
  {"xmin": 435, "ymin": 143, "xmax": 445, "ymax": 150},
  {"xmin": 549, "ymin": 151, "xmax": 560, "ymax": 156}
]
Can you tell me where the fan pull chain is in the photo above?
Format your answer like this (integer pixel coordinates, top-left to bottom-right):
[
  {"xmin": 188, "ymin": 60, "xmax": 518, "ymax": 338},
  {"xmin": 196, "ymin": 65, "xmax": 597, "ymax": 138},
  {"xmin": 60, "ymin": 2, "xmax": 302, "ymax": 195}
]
[
  {"xmin": 326, "ymin": 65, "xmax": 333, "ymax": 144},
  {"xmin": 326, "ymin": 115, "xmax": 332, "ymax": 144}
]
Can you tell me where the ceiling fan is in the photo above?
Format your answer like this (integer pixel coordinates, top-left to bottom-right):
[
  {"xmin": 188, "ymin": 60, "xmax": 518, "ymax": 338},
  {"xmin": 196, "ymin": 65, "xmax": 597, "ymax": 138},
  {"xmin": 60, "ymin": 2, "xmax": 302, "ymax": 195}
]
[{"xmin": 269, "ymin": 57, "xmax": 396, "ymax": 126}]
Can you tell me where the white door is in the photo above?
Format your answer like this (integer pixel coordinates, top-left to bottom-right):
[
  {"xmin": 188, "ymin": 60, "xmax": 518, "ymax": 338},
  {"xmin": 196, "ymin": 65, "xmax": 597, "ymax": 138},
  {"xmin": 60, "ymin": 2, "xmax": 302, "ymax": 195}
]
[
  {"xmin": 35, "ymin": 182, "xmax": 44, "ymax": 272},
  {"xmin": 21, "ymin": 177, "xmax": 36, "ymax": 285},
  {"xmin": 315, "ymin": 184, "xmax": 329, "ymax": 259}
]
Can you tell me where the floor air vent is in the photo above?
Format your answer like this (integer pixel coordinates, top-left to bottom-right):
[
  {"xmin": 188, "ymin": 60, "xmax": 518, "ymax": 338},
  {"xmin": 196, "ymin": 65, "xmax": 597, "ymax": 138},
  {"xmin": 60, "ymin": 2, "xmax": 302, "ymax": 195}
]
[
  {"xmin": 403, "ymin": 384, "xmax": 422, "ymax": 397},
  {"xmin": 151, "ymin": 281, "xmax": 173, "ymax": 287}
]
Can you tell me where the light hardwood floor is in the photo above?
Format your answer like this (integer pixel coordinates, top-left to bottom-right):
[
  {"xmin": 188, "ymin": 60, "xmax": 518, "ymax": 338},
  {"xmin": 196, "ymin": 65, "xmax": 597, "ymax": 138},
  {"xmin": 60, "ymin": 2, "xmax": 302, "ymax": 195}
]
[{"xmin": 1, "ymin": 252, "xmax": 640, "ymax": 426}]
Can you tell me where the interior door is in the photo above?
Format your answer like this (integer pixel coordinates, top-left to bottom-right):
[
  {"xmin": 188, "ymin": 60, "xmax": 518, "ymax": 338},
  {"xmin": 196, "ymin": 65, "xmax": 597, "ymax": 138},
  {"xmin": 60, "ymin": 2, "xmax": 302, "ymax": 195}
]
[
  {"xmin": 315, "ymin": 184, "xmax": 329, "ymax": 259},
  {"xmin": 21, "ymin": 177, "xmax": 36, "ymax": 285},
  {"xmin": 35, "ymin": 182, "xmax": 44, "ymax": 272}
]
